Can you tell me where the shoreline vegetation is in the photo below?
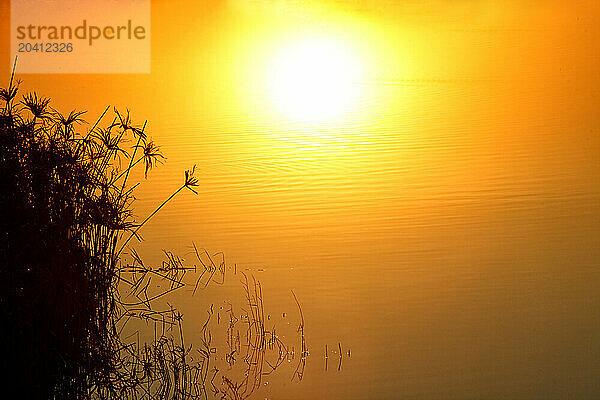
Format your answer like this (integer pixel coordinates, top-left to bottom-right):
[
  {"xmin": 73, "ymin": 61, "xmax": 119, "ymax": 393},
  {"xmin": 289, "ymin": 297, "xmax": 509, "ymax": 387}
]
[{"xmin": 0, "ymin": 65, "xmax": 307, "ymax": 399}]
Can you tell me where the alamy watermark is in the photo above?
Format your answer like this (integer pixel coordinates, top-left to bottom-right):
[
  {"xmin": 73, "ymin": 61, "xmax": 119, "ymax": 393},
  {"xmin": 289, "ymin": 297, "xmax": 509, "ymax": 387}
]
[{"xmin": 11, "ymin": 0, "xmax": 150, "ymax": 73}]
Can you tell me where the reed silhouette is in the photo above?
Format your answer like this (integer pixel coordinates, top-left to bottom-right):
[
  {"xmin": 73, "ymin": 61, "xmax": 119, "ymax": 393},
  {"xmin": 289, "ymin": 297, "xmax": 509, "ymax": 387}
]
[{"xmin": 0, "ymin": 65, "xmax": 306, "ymax": 399}]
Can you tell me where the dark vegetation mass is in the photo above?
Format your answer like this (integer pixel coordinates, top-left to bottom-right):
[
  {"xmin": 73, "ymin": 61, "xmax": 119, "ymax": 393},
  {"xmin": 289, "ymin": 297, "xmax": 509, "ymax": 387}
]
[{"xmin": 0, "ymin": 69, "xmax": 306, "ymax": 399}]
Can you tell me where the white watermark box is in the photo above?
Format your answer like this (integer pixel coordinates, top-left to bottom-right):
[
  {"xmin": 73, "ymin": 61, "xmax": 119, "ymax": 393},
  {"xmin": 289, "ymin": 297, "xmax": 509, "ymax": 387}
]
[{"xmin": 11, "ymin": 0, "xmax": 150, "ymax": 73}]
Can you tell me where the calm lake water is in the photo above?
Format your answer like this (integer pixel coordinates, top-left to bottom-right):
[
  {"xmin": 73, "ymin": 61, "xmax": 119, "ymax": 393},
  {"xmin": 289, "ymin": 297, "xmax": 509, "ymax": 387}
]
[{"xmin": 130, "ymin": 76, "xmax": 600, "ymax": 399}]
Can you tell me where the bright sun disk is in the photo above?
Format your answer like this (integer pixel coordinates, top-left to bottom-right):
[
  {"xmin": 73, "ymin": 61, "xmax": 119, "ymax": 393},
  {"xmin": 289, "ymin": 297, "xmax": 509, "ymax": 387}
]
[{"xmin": 268, "ymin": 38, "xmax": 362, "ymax": 122}]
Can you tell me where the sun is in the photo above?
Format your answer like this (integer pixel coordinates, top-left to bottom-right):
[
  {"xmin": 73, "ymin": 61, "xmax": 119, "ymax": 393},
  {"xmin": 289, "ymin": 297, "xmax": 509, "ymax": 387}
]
[{"xmin": 267, "ymin": 38, "xmax": 363, "ymax": 122}]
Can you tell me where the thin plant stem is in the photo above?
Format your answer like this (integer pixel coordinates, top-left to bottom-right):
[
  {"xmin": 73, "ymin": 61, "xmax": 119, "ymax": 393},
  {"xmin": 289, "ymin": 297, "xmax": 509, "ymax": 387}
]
[
  {"xmin": 117, "ymin": 184, "xmax": 186, "ymax": 257},
  {"xmin": 119, "ymin": 120, "xmax": 147, "ymax": 197}
]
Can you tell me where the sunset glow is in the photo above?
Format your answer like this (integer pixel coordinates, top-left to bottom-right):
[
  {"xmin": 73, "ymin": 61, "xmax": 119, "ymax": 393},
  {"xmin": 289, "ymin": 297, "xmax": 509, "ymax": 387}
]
[
  {"xmin": 3, "ymin": 1, "xmax": 600, "ymax": 399},
  {"xmin": 267, "ymin": 38, "xmax": 363, "ymax": 121}
]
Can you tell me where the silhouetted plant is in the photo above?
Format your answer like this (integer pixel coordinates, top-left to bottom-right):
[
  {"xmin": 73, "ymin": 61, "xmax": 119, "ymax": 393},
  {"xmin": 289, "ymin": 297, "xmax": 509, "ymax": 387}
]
[
  {"xmin": 0, "ymin": 66, "xmax": 306, "ymax": 400},
  {"xmin": 0, "ymin": 67, "xmax": 200, "ymax": 398}
]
